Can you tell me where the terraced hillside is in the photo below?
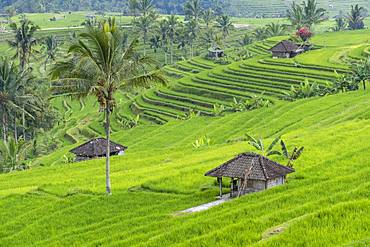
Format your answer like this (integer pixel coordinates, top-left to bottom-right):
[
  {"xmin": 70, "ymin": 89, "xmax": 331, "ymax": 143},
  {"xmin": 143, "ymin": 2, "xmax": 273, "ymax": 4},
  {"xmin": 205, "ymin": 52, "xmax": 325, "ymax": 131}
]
[
  {"xmin": 130, "ymin": 30, "xmax": 370, "ymax": 124},
  {"xmin": 229, "ymin": 0, "xmax": 370, "ymax": 17},
  {"xmin": 2, "ymin": 89, "xmax": 370, "ymax": 246}
]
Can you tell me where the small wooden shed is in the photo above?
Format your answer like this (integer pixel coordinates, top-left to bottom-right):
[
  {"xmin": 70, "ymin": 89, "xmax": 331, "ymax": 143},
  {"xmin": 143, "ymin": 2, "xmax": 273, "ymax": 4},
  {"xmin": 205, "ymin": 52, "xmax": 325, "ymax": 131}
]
[
  {"xmin": 269, "ymin": 40, "xmax": 304, "ymax": 58},
  {"xmin": 69, "ymin": 138, "xmax": 127, "ymax": 162},
  {"xmin": 205, "ymin": 153, "xmax": 294, "ymax": 198},
  {"xmin": 208, "ymin": 46, "xmax": 225, "ymax": 59}
]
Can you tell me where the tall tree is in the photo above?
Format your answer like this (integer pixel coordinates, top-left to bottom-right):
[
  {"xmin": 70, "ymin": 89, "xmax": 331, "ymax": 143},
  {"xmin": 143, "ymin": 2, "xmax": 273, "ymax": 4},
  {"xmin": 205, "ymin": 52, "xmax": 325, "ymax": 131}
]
[
  {"xmin": 185, "ymin": 19, "xmax": 199, "ymax": 58},
  {"xmin": 301, "ymin": 0, "xmax": 326, "ymax": 26},
  {"xmin": 8, "ymin": 16, "xmax": 39, "ymax": 71},
  {"xmin": 166, "ymin": 15, "xmax": 179, "ymax": 64},
  {"xmin": 50, "ymin": 19, "xmax": 166, "ymax": 194},
  {"xmin": 0, "ymin": 58, "xmax": 36, "ymax": 141},
  {"xmin": 128, "ymin": 0, "xmax": 139, "ymax": 16},
  {"xmin": 184, "ymin": 0, "xmax": 202, "ymax": 22},
  {"xmin": 42, "ymin": 35, "xmax": 59, "ymax": 71},
  {"xmin": 347, "ymin": 4, "xmax": 366, "ymax": 30},
  {"xmin": 137, "ymin": 0, "xmax": 154, "ymax": 16},
  {"xmin": 216, "ymin": 15, "xmax": 233, "ymax": 38},
  {"xmin": 287, "ymin": 2, "xmax": 304, "ymax": 28},
  {"xmin": 133, "ymin": 14, "xmax": 156, "ymax": 56},
  {"xmin": 202, "ymin": 8, "xmax": 215, "ymax": 28}
]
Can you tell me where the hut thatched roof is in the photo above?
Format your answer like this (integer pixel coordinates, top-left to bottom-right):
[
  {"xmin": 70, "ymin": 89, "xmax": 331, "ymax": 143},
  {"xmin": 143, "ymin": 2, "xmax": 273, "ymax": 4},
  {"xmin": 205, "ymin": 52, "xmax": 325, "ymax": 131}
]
[
  {"xmin": 70, "ymin": 138, "xmax": 127, "ymax": 157},
  {"xmin": 205, "ymin": 153, "xmax": 294, "ymax": 180},
  {"xmin": 208, "ymin": 46, "xmax": 224, "ymax": 53},
  {"xmin": 270, "ymin": 40, "xmax": 299, "ymax": 52}
]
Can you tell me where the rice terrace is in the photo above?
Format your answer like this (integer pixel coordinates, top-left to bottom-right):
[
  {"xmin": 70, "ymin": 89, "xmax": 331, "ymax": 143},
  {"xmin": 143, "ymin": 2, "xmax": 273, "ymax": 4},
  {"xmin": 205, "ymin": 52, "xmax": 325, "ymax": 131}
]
[{"xmin": 0, "ymin": 0, "xmax": 370, "ymax": 246}]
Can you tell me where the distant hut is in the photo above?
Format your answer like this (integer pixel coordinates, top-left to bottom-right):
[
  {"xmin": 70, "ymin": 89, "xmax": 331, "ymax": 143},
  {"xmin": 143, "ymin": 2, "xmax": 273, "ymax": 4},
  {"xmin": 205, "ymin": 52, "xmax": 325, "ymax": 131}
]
[
  {"xmin": 208, "ymin": 46, "xmax": 225, "ymax": 59},
  {"xmin": 269, "ymin": 40, "xmax": 304, "ymax": 58},
  {"xmin": 205, "ymin": 153, "xmax": 295, "ymax": 198},
  {"xmin": 70, "ymin": 138, "xmax": 127, "ymax": 162}
]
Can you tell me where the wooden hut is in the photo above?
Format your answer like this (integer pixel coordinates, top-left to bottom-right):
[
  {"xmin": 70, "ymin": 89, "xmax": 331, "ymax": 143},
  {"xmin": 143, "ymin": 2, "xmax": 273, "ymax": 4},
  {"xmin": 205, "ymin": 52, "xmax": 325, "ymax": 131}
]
[
  {"xmin": 69, "ymin": 138, "xmax": 127, "ymax": 162},
  {"xmin": 269, "ymin": 40, "xmax": 304, "ymax": 58},
  {"xmin": 208, "ymin": 46, "xmax": 225, "ymax": 59},
  {"xmin": 205, "ymin": 153, "xmax": 294, "ymax": 198}
]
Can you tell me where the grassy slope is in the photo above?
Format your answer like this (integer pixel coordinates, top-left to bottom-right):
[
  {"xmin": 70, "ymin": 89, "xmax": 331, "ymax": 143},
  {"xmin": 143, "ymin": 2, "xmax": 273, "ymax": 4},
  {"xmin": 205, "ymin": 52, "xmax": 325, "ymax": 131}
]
[{"xmin": 1, "ymin": 89, "xmax": 370, "ymax": 246}]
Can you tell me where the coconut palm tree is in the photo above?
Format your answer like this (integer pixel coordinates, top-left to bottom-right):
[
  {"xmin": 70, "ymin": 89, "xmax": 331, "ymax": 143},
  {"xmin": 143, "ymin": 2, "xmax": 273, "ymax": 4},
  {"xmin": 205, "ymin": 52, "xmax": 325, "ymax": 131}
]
[
  {"xmin": 239, "ymin": 33, "xmax": 253, "ymax": 46},
  {"xmin": 287, "ymin": 2, "xmax": 304, "ymax": 28},
  {"xmin": 302, "ymin": 0, "xmax": 326, "ymax": 27},
  {"xmin": 184, "ymin": 0, "xmax": 202, "ymax": 22},
  {"xmin": 50, "ymin": 19, "xmax": 166, "ymax": 195},
  {"xmin": 202, "ymin": 8, "xmax": 215, "ymax": 28},
  {"xmin": 8, "ymin": 16, "xmax": 39, "ymax": 71},
  {"xmin": 184, "ymin": 19, "xmax": 198, "ymax": 58},
  {"xmin": 245, "ymin": 134, "xmax": 281, "ymax": 157},
  {"xmin": 136, "ymin": 0, "xmax": 154, "ymax": 16},
  {"xmin": 265, "ymin": 23, "xmax": 287, "ymax": 37},
  {"xmin": 42, "ymin": 35, "xmax": 59, "ymax": 71},
  {"xmin": 216, "ymin": 15, "xmax": 233, "ymax": 38},
  {"xmin": 347, "ymin": 4, "xmax": 366, "ymax": 30},
  {"xmin": 149, "ymin": 35, "xmax": 161, "ymax": 53},
  {"xmin": 166, "ymin": 15, "xmax": 179, "ymax": 64},
  {"xmin": 158, "ymin": 19, "xmax": 169, "ymax": 63},
  {"xmin": 132, "ymin": 14, "xmax": 156, "ymax": 55},
  {"xmin": 0, "ymin": 57, "xmax": 36, "ymax": 141}
]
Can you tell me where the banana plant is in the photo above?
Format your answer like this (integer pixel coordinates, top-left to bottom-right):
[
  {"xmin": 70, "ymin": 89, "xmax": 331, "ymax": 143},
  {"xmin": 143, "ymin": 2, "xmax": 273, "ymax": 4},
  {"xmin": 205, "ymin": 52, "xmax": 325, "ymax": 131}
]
[
  {"xmin": 0, "ymin": 137, "xmax": 29, "ymax": 172},
  {"xmin": 245, "ymin": 134, "xmax": 281, "ymax": 157},
  {"xmin": 280, "ymin": 140, "xmax": 304, "ymax": 168}
]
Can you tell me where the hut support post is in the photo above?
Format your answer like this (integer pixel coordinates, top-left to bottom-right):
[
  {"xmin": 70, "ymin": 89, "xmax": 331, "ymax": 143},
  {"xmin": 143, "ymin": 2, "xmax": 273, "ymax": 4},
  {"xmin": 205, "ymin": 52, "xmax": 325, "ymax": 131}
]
[
  {"xmin": 230, "ymin": 178, "xmax": 234, "ymax": 197},
  {"xmin": 218, "ymin": 177, "xmax": 222, "ymax": 198}
]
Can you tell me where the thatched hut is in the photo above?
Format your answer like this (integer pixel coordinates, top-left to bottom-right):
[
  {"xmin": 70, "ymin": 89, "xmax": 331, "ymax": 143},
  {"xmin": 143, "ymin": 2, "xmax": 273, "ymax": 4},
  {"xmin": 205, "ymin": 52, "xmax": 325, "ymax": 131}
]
[
  {"xmin": 269, "ymin": 40, "xmax": 304, "ymax": 58},
  {"xmin": 205, "ymin": 153, "xmax": 294, "ymax": 198},
  {"xmin": 70, "ymin": 138, "xmax": 127, "ymax": 162},
  {"xmin": 208, "ymin": 46, "xmax": 225, "ymax": 59}
]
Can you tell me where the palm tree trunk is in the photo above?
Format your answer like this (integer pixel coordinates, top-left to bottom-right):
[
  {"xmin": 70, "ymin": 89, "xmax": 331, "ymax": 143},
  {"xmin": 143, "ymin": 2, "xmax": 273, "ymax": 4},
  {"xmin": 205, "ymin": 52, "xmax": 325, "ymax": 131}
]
[
  {"xmin": 363, "ymin": 80, "xmax": 366, "ymax": 90},
  {"xmin": 170, "ymin": 40, "xmax": 173, "ymax": 64},
  {"xmin": 14, "ymin": 116, "xmax": 17, "ymax": 143},
  {"xmin": 22, "ymin": 107, "xmax": 26, "ymax": 140},
  {"xmin": 105, "ymin": 104, "xmax": 112, "ymax": 195},
  {"xmin": 2, "ymin": 113, "xmax": 6, "ymax": 141}
]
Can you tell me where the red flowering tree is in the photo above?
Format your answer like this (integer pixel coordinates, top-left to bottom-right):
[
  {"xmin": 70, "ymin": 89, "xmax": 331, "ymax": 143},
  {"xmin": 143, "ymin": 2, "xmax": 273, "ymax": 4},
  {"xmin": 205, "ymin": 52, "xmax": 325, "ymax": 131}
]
[{"xmin": 296, "ymin": 27, "xmax": 313, "ymax": 42}]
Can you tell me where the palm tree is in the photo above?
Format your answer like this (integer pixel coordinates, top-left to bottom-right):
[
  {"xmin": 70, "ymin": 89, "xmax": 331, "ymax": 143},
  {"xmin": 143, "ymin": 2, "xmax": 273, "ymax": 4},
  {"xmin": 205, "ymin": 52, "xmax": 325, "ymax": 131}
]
[
  {"xmin": 50, "ymin": 19, "xmax": 166, "ymax": 194},
  {"xmin": 166, "ymin": 15, "xmax": 179, "ymax": 64},
  {"xmin": 133, "ymin": 14, "xmax": 156, "ymax": 55},
  {"xmin": 128, "ymin": 0, "xmax": 139, "ymax": 17},
  {"xmin": 239, "ymin": 33, "xmax": 253, "ymax": 46},
  {"xmin": 184, "ymin": 0, "xmax": 202, "ymax": 22},
  {"xmin": 184, "ymin": 19, "xmax": 198, "ymax": 58},
  {"xmin": 0, "ymin": 57, "xmax": 36, "ymax": 141},
  {"xmin": 253, "ymin": 27, "xmax": 267, "ymax": 41},
  {"xmin": 8, "ymin": 16, "xmax": 39, "ymax": 71},
  {"xmin": 265, "ymin": 23, "xmax": 287, "ymax": 37},
  {"xmin": 42, "ymin": 35, "xmax": 59, "ymax": 71},
  {"xmin": 158, "ymin": 19, "xmax": 169, "ymax": 63},
  {"xmin": 287, "ymin": 2, "xmax": 304, "ymax": 28},
  {"xmin": 245, "ymin": 134, "xmax": 281, "ymax": 157},
  {"xmin": 149, "ymin": 35, "xmax": 161, "ymax": 53},
  {"xmin": 331, "ymin": 15, "xmax": 347, "ymax": 31},
  {"xmin": 216, "ymin": 15, "xmax": 233, "ymax": 38},
  {"xmin": 347, "ymin": 4, "xmax": 366, "ymax": 30},
  {"xmin": 280, "ymin": 140, "xmax": 304, "ymax": 168},
  {"xmin": 302, "ymin": 0, "xmax": 326, "ymax": 27},
  {"xmin": 202, "ymin": 8, "xmax": 215, "ymax": 28},
  {"xmin": 136, "ymin": 0, "xmax": 154, "ymax": 16}
]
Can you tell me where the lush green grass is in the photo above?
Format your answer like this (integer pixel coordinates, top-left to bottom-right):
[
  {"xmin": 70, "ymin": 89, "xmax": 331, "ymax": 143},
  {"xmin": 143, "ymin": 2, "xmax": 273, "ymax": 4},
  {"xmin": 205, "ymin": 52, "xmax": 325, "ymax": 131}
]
[{"xmin": 1, "ymin": 89, "xmax": 370, "ymax": 245}]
